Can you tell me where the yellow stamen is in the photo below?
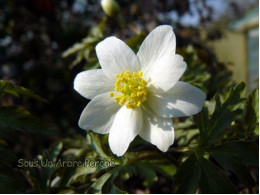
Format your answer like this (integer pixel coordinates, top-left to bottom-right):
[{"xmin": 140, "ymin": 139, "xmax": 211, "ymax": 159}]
[
  {"xmin": 109, "ymin": 92, "xmax": 114, "ymax": 97},
  {"xmin": 110, "ymin": 70, "xmax": 148, "ymax": 109}
]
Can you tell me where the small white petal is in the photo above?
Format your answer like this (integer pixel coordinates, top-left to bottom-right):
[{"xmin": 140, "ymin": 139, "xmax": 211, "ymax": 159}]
[
  {"xmin": 139, "ymin": 107, "xmax": 174, "ymax": 152},
  {"xmin": 137, "ymin": 25, "xmax": 176, "ymax": 76},
  {"xmin": 96, "ymin": 36, "xmax": 140, "ymax": 79},
  {"xmin": 109, "ymin": 106, "xmax": 143, "ymax": 156},
  {"xmin": 146, "ymin": 54, "xmax": 187, "ymax": 92},
  {"xmin": 147, "ymin": 81, "xmax": 206, "ymax": 118},
  {"xmin": 74, "ymin": 69, "xmax": 114, "ymax": 99},
  {"xmin": 78, "ymin": 93, "xmax": 121, "ymax": 134}
]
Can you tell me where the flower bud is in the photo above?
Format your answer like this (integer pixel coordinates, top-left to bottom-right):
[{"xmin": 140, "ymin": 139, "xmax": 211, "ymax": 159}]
[{"xmin": 101, "ymin": 0, "xmax": 120, "ymax": 17}]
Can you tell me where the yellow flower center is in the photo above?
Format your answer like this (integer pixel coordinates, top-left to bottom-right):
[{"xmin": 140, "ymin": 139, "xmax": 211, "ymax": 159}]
[{"xmin": 109, "ymin": 70, "xmax": 147, "ymax": 109}]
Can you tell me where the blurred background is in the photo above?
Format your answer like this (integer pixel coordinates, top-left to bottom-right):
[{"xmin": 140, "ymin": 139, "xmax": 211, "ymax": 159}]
[{"xmin": 0, "ymin": 0, "xmax": 259, "ymax": 193}]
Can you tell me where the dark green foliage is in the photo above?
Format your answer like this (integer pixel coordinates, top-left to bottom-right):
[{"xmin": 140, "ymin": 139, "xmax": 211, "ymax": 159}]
[
  {"xmin": 209, "ymin": 141, "xmax": 258, "ymax": 166},
  {"xmin": 198, "ymin": 157, "xmax": 236, "ymax": 193},
  {"xmin": 179, "ymin": 48, "xmax": 211, "ymax": 92},
  {"xmin": 0, "ymin": 162, "xmax": 26, "ymax": 193},
  {"xmin": 194, "ymin": 83, "xmax": 246, "ymax": 146},
  {"xmin": 62, "ymin": 19, "xmax": 106, "ymax": 69},
  {"xmin": 173, "ymin": 154, "xmax": 201, "ymax": 193},
  {"xmin": 209, "ymin": 141, "xmax": 257, "ymax": 187},
  {"xmin": 0, "ymin": 81, "xmax": 58, "ymax": 193},
  {"xmin": 174, "ymin": 155, "xmax": 236, "ymax": 193},
  {"xmin": 0, "ymin": 106, "xmax": 57, "ymax": 135},
  {"xmin": 244, "ymin": 88, "xmax": 259, "ymax": 138},
  {"xmin": 24, "ymin": 143, "xmax": 63, "ymax": 193},
  {"xmin": 173, "ymin": 83, "xmax": 258, "ymax": 194},
  {"xmin": 0, "ymin": 80, "xmax": 47, "ymax": 103},
  {"xmin": 88, "ymin": 167, "xmax": 124, "ymax": 194}
]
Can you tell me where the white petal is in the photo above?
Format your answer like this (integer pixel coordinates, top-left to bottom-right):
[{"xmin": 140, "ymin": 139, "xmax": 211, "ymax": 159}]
[
  {"xmin": 139, "ymin": 107, "xmax": 174, "ymax": 152},
  {"xmin": 147, "ymin": 81, "xmax": 206, "ymax": 118},
  {"xmin": 96, "ymin": 36, "xmax": 140, "ymax": 79},
  {"xmin": 109, "ymin": 106, "xmax": 143, "ymax": 156},
  {"xmin": 146, "ymin": 54, "xmax": 187, "ymax": 92},
  {"xmin": 78, "ymin": 93, "xmax": 121, "ymax": 134},
  {"xmin": 74, "ymin": 69, "xmax": 114, "ymax": 99},
  {"xmin": 137, "ymin": 25, "xmax": 176, "ymax": 76}
]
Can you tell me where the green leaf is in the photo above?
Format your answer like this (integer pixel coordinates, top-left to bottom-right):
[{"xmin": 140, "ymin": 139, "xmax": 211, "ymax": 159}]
[
  {"xmin": 207, "ymin": 140, "xmax": 259, "ymax": 166},
  {"xmin": 64, "ymin": 156, "xmax": 115, "ymax": 185},
  {"xmin": 174, "ymin": 154, "xmax": 237, "ymax": 193},
  {"xmin": 173, "ymin": 154, "xmax": 201, "ymax": 193},
  {"xmin": 207, "ymin": 140, "xmax": 258, "ymax": 187},
  {"xmin": 193, "ymin": 106, "xmax": 209, "ymax": 136},
  {"xmin": 62, "ymin": 20, "xmax": 104, "ymax": 68},
  {"xmin": 69, "ymin": 166, "xmax": 98, "ymax": 184},
  {"xmin": 132, "ymin": 163, "xmax": 158, "ymax": 187},
  {"xmin": 198, "ymin": 157, "xmax": 236, "ymax": 193},
  {"xmin": 139, "ymin": 166, "xmax": 157, "ymax": 187},
  {"xmin": 62, "ymin": 37, "xmax": 98, "ymax": 58},
  {"xmin": 211, "ymin": 153, "xmax": 255, "ymax": 187},
  {"xmin": 84, "ymin": 58, "xmax": 100, "ymax": 70},
  {"xmin": 88, "ymin": 168, "xmax": 115, "ymax": 193},
  {"xmin": 194, "ymin": 83, "xmax": 245, "ymax": 146},
  {"xmin": 244, "ymin": 88, "xmax": 259, "ymax": 137},
  {"xmin": 70, "ymin": 50, "xmax": 86, "ymax": 68},
  {"xmin": 175, "ymin": 128, "xmax": 199, "ymax": 146},
  {"xmin": 0, "ymin": 106, "xmax": 58, "ymax": 135},
  {"xmin": 174, "ymin": 118, "xmax": 194, "ymax": 129},
  {"xmin": 87, "ymin": 132, "xmax": 110, "ymax": 158},
  {"xmin": 25, "ymin": 142, "xmax": 63, "ymax": 193},
  {"xmin": 0, "ymin": 162, "xmax": 25, "ymax": 193},
  {"xmin": 179, "ymin": 48, "xmax": 211, "ymax": 92},
  {"xmin": 0, "ymin": 80, "xmax": 47, "ymax": 102},
  {"xmin": 206, "ymin": 95, "xmax": 242, "ymax": 143},
  {"xmin": 88, "ymin": 166, "xmax": 125, "ymax": 194},
  {"xmin": 150, "ymin": 160, "xmax": 176, "ymax": 179},
  {"xmin": 43, "ymin": 142, "xmax": 63, "ymax": 162},
  {"xmin": 251, "ymin": 88, "xmax": 259, "ymax": 119},
  {"xmin": 102, "ymin": 171, "xmax": 127, "ymax": 194},
  {"xmin": 108, "ymin": 184, "xmax": 127, "ymax": 194}
]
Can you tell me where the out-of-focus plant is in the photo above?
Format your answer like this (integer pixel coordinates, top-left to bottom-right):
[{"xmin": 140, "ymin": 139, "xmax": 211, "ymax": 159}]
[
  {"xmin": 0, "ymin": 80, "xmax": 58, "ymax": 193},
  {"xmin": 62, "ymin": 21, "xmax": 105, "ymax": 69}
]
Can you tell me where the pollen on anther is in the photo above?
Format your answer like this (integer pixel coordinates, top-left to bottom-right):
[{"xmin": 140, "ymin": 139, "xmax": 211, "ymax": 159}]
[
  {"xmin": 110, "ymin": 70, "xmax": 148, "ymax": 109},
  {"xmin": 109, "ymin": 92, "xmax": 114, "ymax": 97}
]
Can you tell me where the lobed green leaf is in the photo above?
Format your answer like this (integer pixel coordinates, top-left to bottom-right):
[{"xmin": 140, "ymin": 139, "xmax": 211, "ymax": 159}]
[
  {"xmin": 0, "ymin": 106, "xmax": 58, "ymax": 135},
  {"xmin": 173, "ymin": 154, "xmax": 201, "ymax": 193},
  {"xmin": 0, "ymin": 80, "xmax": 47, "ymax": 102},
  {"xmin": 198, "ymin": 157, "xmax": 236, "ymax": 193}
]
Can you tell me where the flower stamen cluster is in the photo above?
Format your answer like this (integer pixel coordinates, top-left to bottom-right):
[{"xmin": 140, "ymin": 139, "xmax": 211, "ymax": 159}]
[{"xmin": 110, "ymin": 70, "xmax": 147, "ymax": 109}]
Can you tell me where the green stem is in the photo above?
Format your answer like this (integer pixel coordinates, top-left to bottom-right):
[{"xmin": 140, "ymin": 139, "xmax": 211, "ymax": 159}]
[{"xmin": 125, "ymin": 146, "xmax": 190, "ymax": 166}]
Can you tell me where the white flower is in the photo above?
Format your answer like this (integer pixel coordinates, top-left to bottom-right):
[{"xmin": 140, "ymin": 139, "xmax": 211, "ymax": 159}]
[{"xmin": 74, "ymin": 25, "xmax": 206, "ymax": 156}]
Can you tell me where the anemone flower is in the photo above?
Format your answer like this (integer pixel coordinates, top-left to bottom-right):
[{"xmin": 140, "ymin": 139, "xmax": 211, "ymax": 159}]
[{"xmin": 74, "ymin": 25, "xmax": 206, "ymax": 156}]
